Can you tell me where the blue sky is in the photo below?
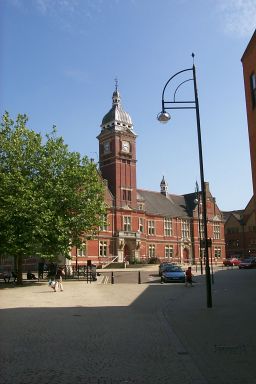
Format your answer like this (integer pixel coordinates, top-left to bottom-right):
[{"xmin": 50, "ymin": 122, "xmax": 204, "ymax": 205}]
[{"xmin": 1, "ymin": 0, "xmax": 256, "ymax": 211}]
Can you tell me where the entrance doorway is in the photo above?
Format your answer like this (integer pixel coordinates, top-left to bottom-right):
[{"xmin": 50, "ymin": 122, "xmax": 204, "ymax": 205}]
[
  {"xmin": 183, "ymin": 248, "xmax": 189, "ymax": 264},
  {"xmin": 124, "ymin": 244, "xmax": 130, "ymax": 262}
]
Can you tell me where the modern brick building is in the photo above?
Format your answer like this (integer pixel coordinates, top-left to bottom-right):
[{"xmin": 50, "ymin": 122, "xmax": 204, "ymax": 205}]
[
  {"xmin": 241, "ymin": 29, "xmax": 256, "ymax": 205},
  {"xmin": 68, "ymin": 87, "xmax": 226, "ymax": 269},
  {"xmin": 224, "ymin": 30, "xmax": 256, "ymax": 259}
]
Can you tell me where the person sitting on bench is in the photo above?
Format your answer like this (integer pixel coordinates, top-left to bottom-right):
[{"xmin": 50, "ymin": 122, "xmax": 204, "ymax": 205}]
[
  {"xmin": 3, "ymin": 271, "xmax": 11, "ymax": 283},
  {"xmin": 27, "ymin": 271, "xmax": 37, "ymax": 280}
]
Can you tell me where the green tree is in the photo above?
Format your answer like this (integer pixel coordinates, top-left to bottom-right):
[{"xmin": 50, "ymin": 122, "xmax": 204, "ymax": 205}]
[{"xmin": 0, "ymin": 112, "xmax": 106, "ymax": 283}]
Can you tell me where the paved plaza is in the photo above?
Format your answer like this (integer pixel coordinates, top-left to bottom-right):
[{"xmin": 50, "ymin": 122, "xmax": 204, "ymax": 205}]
[{"xmin": 0, "ymin": 266, "xmax": 255, "ymax": 384}]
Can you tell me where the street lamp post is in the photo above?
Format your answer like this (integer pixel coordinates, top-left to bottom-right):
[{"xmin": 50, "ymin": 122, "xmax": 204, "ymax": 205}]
[
  {"xmin": 157, "ymin": 54, "xmax": 212, "ymax": 308},
  {"xmin": 195, "ymin": 181, "xmax": 203, "ymax": 275}
]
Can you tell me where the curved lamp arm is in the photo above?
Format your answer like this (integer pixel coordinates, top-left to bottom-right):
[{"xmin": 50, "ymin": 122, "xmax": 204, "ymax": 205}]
[{"xmin": 161, "ymin": 68, "xmax": 193, "ymax": 111}]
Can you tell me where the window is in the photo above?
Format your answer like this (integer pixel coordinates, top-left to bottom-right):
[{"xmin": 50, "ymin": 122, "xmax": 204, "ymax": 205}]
[
  {"xmin": 138, "ymin": 203, "xmax": 144, "ymax": 210},
  {"xmin": 77, "ymin": 243, "xmax": 86, "ymax": 257},
  {"xmin": 165, "ymin": 245, "xmax": 173, "ymax": 259},
  {"xmin": 214, "ymin": 247, "xmax": 221, "ymax": 259},
  {"xmin": 122, "ymin": 189, "xmax": 131, "ymax": 201},
  {"xmin": 213, "ymin": 222, "xmax": 220, "ymax": 239},
  {"xmin": 181, "ymin": 220, "xmax": 190, "ymax": 239},
  {"xmin": 148, "ymin": 244, "xmax": 155, "ymax": 258},
  {"xmin": 250, "ymin": 72, "xmax": 256, "ymax": 108},
  {"xmin": 100, "ymin": 214, "xmax": 108, "ymax": 231},
  {"xmin": 139, "ymin": 217, "xmax": 144, "ymax": 233},
  {"xmin": 103, "ymin": 141, "xmax": 110, "ymax": 154},
  {"xmin": 164, "ymin": 218, "xmax": 172, "ymax": 236},
  {"xmin": 99, "ymin": 241, "xmax": 107, "ymax": 257},
  {"xmin": 148, "ymin": 220, "xmax": 155, "ymax": 235},
  {"xmin": 123, "ymin": 216, "xmax": 131, "ymax": 232}
]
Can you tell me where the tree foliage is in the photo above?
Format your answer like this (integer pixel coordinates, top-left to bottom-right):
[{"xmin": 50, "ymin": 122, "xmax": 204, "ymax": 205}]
[{"xmin": 0, "ymin": 112, "xmax": 106, "ymax": 281}]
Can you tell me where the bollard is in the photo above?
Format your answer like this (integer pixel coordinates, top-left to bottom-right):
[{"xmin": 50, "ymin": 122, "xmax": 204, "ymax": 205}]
[
  {"xmin": 111, "ymin": 271, "xmax": 114, "ymax": 284},
  {"xmin": 138, "ymin": 271, "xmax": 141, "ymax": 284}
]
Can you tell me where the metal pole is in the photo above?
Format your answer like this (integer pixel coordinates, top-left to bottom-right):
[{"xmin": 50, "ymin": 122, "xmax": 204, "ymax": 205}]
[
  {"xmin": 196, "ymin": 182, "xmax": 203, "ymax": 275},
  {"xmin": 209, "ymin": 239, "xmax": 214, "ymax": 284},
  {"xmin": 193, "ymin": 64, "xmax": 212, "ymax": 308}
]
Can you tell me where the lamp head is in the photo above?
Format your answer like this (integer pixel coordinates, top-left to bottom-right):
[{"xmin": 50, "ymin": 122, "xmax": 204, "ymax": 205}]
[{"xmin": 157, "ymin": 111, "xmax": 171, "ymax": 124}]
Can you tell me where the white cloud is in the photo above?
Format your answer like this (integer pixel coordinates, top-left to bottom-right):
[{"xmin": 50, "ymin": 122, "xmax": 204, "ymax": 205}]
[
  {"xmin": 35, "ymin": 0, "xmax": 79, "ymax": 15},
  {"xmin": 216, "ymin": 0, "xmax": 256, "ymax": 37}
]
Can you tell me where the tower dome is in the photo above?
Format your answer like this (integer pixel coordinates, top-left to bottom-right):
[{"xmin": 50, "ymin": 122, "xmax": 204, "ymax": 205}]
[{"xmin": 101, "ymin": 86, "xmax": 133, "ymax": 130}]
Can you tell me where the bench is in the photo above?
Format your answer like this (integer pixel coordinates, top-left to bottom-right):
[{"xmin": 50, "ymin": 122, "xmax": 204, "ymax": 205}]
[{"xmin": 0, "ymin": 272, "xmax": 13, "ymax": 283}]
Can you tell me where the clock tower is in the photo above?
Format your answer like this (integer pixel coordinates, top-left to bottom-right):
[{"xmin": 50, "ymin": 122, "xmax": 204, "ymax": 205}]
[{"xmin": 98, "ymin": 86, "xmax": 137, "ymax": 209}]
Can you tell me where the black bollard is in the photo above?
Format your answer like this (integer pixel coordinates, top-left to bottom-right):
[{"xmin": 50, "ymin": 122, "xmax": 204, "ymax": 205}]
[
  {"xmin": 138, "ymin": 271, "xmax": 141, "ymax": 284},
  {"xmin": 111, "ymin": 271, "xmax": 114, "ymax": 284}
]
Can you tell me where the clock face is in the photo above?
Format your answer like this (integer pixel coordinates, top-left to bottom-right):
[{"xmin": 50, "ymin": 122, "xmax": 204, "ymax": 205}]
[
  {"xmin": 103, "ymin": 141, "xmax": 110, "ymax": 153},
  {"xmin": 122, "ymin": 141, "xmax": 130, "ymax": 152}
]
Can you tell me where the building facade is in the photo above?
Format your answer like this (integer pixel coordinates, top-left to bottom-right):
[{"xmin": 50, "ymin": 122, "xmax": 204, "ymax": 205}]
[
  {"xmin": 223, "ymin": 197, "xmax": 256, "ymax": 259},
  {"xmin": 224, "ymin": 30, "xmax": 256, "ymax": 259},
  {"xmin": 241, "ymin": 29, "xmax": 256, "ymax": 207},
  {"xmin": 68, "ymin": 87, "xmax": 226, "ymax": 268}
]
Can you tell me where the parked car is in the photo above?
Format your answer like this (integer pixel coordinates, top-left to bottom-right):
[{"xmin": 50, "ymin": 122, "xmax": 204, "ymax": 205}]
[
  {"xmin": 161, "ymin": 265, "xmax": 185, "ymax": 283},
  {"xmin": 223, "ymin": 257, "xmax": 241, "ymax": 267},
  {"xmin": 158, "ymin": 262, "xmax": 176, "ymax": 276},
  {"xmin": 238, "ymin": 257, "xmax": 256, "ymax": 269}
]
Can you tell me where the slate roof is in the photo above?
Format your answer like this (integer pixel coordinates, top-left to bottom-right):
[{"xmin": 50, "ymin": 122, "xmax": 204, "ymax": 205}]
[
  {"xmin": 137, "ymin": 189, "xmax": 196, "ymax": 218},
  {"xmin": 222, "ymin": 210, "xmax": 244, "ymax": 222}
]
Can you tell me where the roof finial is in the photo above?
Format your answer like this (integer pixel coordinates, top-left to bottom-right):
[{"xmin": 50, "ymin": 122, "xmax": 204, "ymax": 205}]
[
  {"xmin": 192, "ymin": 52, "xmax": 195, "ymax": 65},
  {"xmin": 114, "ymin": 77, "xmax": 118, "ymax": 92}
]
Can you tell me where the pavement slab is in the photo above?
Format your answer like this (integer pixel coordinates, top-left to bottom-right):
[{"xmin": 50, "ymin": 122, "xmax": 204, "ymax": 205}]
[{"xmin": 0, "ymin": 266, "xmax": 255, "ymax": 384}]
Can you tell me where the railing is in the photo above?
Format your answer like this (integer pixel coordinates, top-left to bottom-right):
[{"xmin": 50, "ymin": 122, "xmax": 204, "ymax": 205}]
[{"xmin": 101, "ymin": 255, "xmax": 119, "ymax": 269}]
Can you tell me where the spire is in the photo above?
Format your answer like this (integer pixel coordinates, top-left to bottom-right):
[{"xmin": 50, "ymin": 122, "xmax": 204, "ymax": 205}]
[
  {"xmin": 112, "ymin": 77, "xmax": 121, "ymax": 106},
  {"xmin": 160, "ymin": 176, "xmax": 168, "ymax": 196}
]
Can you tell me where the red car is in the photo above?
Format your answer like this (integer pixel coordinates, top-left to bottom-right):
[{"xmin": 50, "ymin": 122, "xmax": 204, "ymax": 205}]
[{"xmin": 223, "ymin": 257, "xmax": 241, "ymax": 266}]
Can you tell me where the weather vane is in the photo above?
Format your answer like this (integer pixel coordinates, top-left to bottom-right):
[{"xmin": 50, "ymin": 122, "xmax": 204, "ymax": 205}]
[{"xmin": 114, "ymin": 77, "xmax": 118, "ymax": 91}]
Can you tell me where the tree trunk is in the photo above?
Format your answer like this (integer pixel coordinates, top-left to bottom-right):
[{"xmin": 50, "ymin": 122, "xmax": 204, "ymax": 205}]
[{"xmin": 17, "ymin": 254, "xmax": 23, "ymax": 285}]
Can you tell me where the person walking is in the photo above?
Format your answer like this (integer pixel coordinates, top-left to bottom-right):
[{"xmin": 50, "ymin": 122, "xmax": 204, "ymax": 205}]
[
  {"xmin": 54, "ymin": 266, "xmax": 65, "ymax": 292},
  {"xmin": 185, "ymin": 266, "xmax": 193, "ymax": 287}
]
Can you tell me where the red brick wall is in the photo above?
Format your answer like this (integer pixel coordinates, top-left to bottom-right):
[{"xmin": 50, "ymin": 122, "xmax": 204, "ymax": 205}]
[{"xmin": 242, "ymin": 31, "xmax": 256, "ymax": 201}]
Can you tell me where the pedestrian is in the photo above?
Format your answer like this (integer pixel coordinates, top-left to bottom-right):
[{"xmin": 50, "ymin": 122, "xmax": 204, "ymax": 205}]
[
  {"xmin": 185, "ymin": 266, "xmax": 193, "ymax": 287},
  {"xmin": 54, "ymin": 266, "xmax": 65, "ymax": 292}
]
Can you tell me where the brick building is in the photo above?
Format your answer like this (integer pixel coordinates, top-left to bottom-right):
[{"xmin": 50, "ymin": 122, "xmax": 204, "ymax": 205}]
[
  {"xmin": 223, "ymin": 197, "xmax": 256, "ymax": 259},
  {"xmin": 224, "ymin": 30, "xmax": 256, "ymax": 259},
  {"xmin": 68, "ymin": 87, "xmax": 225, "ymax": 269},
  {"xmin": 241, "ymin": 29, "xmax": 256, "ymax": 205}
]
